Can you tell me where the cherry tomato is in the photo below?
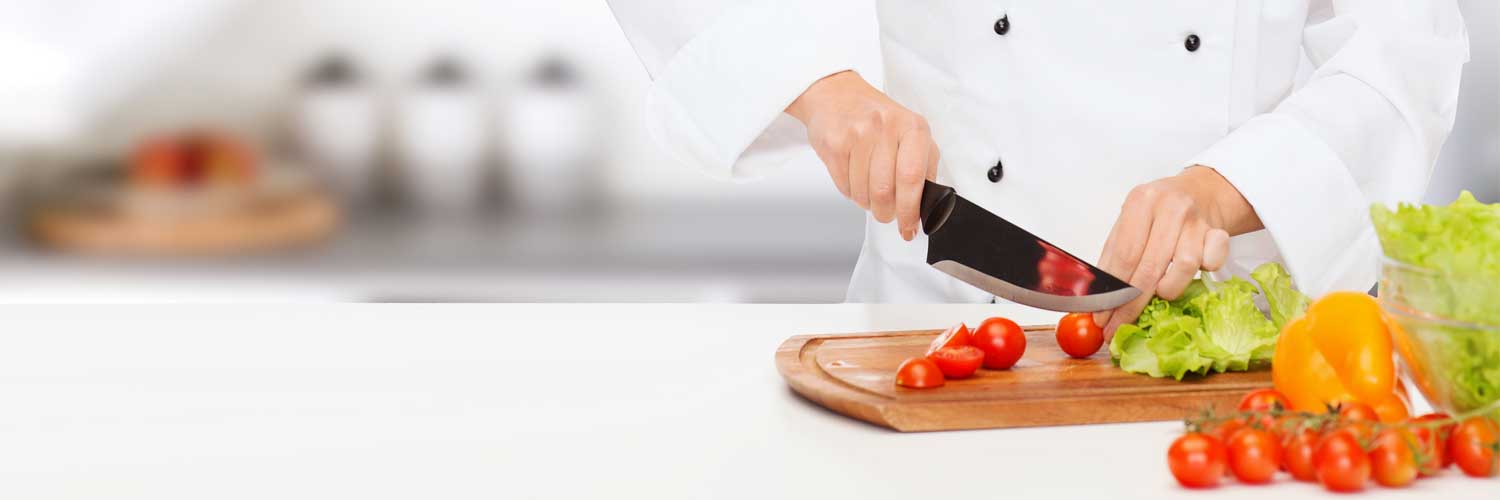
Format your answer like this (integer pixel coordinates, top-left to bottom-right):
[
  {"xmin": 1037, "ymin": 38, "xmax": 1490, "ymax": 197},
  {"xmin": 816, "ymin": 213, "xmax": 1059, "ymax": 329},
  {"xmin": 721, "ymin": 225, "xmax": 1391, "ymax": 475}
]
[
  {"xmin": 1450, "ymin": 416, "xmax": 1499, "ymax": 478},
  {"xmin": 1054, "ymin": 312, "xmax": 1103, "ymax": 358},
  {"xmin": 1315, "ymin": 432, "xmax": 1371, "ymax": 492},
  {"xmin": 1238, "ymin": 389, "xmax": 1291, "ymax": 437},
  {"xmin": 971, "ymin": 317, "xmax": 1026, "ymax": 370},
  {"xmin": 1208, "ymin": 418, "xmax": 1247, "ymax": 446},
  {"xmin": 1329, "ymin": 421, "xmax": 1375, "ymax": 448},
  {"xmin": 1369, "ymin": 428, "xmax": 1418, "ymax": 488},
  {"xmin": 926, "ymin": 323, "xmax": 971, "ymax": 357},
  {"xmin": 894, "ymin": 357, "xmax": 945, "ymax": 389},
  {"xmin": 1168, "ymin": 432, "xmax": 1227, "ymax": 488},
  {"xmin": 1227, "ymin": 428, "xmax": 1281, "ymax": 484},
  {"xmin": 130, "ymin": 136, "xmax": 186, "ymax": 187},
  {"xmin": 1238, "ymin": 389, "xmax": 1291, "ymax": 413},
  {"xmin": 1337, "ymin": 402, "xmax": 1380, "ymax": 422},
  {"xmin": 928, "ymin": 346, "xmax": 984, "ymax": 379},
  {"xmin": 1283, "ymin": 428, "xmax": 1321, "ymax": 482},
  {"xmin": 1409, "ymin": 413, "xmax": 1453, "ymax": 475}
]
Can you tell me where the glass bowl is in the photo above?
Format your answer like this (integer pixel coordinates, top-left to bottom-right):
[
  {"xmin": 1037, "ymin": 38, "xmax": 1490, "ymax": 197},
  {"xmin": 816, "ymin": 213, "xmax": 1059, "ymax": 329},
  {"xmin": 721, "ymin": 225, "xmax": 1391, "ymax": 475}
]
[{"xmin": 1379, "ymin": 258, "xmax": 1500, "ymax": 414}]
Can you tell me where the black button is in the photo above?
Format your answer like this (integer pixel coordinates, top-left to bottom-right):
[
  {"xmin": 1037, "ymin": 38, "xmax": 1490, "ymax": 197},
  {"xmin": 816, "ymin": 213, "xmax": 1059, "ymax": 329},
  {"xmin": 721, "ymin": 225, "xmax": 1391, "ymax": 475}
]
[
  {"xmin": 987, "ymin": 160, "xmax": 1004, "ymax": 183},
  {"xmin": 993, "ymin": 16, "xmax": 1010, "ymax": 36},
  {"xmin": 1184, "ymin": 34, "xmax": 1201, "ymax": 52}
]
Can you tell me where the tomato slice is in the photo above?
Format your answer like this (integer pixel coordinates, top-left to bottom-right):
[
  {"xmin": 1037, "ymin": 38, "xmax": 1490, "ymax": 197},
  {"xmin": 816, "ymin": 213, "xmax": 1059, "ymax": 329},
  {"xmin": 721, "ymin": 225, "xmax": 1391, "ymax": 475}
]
[
  {"xmin": 929, "ymin": 346, "xmax": 984, "ymax": 379},
  {"xmin": 894, "ymin": 357, "xmax": 945, "ymax": 389},
  {"xmin": 927, "ymin": 323, "xmax": 971, "ymax": 357}
]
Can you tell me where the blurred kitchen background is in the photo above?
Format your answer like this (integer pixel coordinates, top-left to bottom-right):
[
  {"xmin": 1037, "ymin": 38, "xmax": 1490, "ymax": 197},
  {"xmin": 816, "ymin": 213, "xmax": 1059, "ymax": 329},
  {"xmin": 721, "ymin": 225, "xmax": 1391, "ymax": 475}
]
[{"xmin": 0, "ymin": 0, "xmax": 1494, "ymax": 303}]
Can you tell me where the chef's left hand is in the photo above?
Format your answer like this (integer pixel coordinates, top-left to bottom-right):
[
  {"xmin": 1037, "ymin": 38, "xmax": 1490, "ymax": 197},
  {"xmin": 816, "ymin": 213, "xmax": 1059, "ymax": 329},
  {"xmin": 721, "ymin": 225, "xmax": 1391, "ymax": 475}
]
[{"xmin": 1094, "ymin": 166, "xmax": 1263, "ymax": 338}]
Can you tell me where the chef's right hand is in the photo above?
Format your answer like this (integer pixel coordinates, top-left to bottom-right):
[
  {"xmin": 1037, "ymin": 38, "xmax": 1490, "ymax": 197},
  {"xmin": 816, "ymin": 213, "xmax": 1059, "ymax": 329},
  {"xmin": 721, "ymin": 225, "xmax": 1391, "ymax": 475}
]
[{"xmin": 786, "ymin": 71, "xmax": 939, "ymax": 241}]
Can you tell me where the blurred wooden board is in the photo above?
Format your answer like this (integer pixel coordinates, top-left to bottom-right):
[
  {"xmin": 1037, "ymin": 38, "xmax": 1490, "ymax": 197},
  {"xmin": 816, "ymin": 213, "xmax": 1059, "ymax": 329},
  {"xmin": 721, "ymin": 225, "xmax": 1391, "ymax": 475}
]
[
  {"xmin": 28, "ymin": 187, "xmax": 339, "ymax": 256},
  {"xmin": 776, "ymin": 326, "xmax": 1272, "ymax": 432}
]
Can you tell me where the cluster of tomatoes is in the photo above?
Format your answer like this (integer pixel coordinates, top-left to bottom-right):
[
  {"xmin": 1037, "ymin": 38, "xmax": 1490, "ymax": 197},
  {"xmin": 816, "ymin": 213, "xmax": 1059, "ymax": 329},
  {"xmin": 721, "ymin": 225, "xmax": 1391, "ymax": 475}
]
[
  {"xmin": 895, "ymin": 313, "xmax": 1104, "ymax": 388},
  {"xmin": 1168, "ymin": 388, "xmax": 1500, "ymax": 492}
]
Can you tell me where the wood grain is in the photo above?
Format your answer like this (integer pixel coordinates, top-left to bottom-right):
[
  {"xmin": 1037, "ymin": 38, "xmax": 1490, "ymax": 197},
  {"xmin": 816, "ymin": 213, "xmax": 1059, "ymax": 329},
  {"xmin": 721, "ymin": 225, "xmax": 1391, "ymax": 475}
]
[{"xmin": 776, "ymin": 326, "xmax": 1272, "ymax": 432}]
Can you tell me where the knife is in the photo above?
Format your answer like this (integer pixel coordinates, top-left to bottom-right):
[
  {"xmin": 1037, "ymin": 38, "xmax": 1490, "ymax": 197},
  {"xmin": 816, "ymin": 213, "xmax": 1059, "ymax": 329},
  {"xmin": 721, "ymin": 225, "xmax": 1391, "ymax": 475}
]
[{"xmin": 919, "ymin": 180, "xmax": 1139, "ymax": 312}]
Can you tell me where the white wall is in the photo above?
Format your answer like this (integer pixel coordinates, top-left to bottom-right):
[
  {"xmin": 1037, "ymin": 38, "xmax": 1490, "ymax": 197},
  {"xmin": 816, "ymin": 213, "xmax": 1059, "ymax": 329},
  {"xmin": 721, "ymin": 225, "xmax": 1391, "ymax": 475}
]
[
  {"xmin": 89, "ymin": 0, "xmax": 841, "ymax": 208},
  {"xmin": 37, "ymin": 0, "xmax": 1500, "ymax": 206}
]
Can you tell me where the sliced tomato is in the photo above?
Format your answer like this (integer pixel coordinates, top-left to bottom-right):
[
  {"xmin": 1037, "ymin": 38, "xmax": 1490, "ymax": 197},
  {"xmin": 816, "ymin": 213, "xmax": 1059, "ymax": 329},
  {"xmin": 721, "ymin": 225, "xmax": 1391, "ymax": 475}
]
[
  {"xmin": 926, "ymin": 323, "xmax": 971, "ymax": 357},
  {"xmin": 929, "ymin": 346, "xmax": 984, "ymax": 379},
  {"xmin": 894, "ymin": 357, "xmax": 945, "ymax": 389}
]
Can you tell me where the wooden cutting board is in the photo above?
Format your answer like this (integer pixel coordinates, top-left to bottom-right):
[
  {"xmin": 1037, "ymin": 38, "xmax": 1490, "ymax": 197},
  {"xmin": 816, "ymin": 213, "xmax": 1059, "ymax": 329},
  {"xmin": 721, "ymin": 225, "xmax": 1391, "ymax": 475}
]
[{"xmin": 776, "ymin": 326, "xmax": 1272, "ymax": 432}]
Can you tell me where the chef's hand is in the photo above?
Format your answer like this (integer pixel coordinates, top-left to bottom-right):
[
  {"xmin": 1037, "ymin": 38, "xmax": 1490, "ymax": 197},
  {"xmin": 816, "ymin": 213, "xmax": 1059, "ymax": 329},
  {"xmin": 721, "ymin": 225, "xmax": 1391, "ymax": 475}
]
[
  {"xmin": 786, "ymin": 71, "xmax": 939, "ymax": 241},
  {"xmin": 1094, "ymin": 166, "xmax": 1263, "ymax": 338}
]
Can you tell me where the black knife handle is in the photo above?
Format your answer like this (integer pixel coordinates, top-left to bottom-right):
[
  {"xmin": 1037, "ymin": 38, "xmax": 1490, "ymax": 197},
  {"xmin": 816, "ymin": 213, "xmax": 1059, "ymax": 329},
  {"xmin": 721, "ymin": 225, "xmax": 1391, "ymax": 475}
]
[{"xmin": 919, "ymin": 180, "xmax": 957, "ymax": 235}]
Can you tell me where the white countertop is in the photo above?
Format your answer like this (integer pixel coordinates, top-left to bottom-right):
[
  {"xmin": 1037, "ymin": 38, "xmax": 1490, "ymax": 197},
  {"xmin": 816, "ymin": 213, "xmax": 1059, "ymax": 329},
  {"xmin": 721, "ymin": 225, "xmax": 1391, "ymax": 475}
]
[{"xmin": 0, "ymin": 304, "xmax": 1490, "ymax": 499}]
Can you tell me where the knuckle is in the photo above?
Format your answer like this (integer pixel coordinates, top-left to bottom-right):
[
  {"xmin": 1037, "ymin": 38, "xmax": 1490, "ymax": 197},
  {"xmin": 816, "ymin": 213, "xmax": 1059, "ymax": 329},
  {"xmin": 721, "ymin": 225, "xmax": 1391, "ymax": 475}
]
[
  {"xmin": 911, "ymin": 114, "xmax": 930, "ymax": 133},
  {"xmin": 896, "ymin": 164, "xmax": 924, "ymax": 185},
  {"xmin": 1174, "ymin": 252, "xmax": 1201, "ymax": 271},
  {"xmin": 872, "ymin": 183, "xmax": 896, "ymax": 201}
]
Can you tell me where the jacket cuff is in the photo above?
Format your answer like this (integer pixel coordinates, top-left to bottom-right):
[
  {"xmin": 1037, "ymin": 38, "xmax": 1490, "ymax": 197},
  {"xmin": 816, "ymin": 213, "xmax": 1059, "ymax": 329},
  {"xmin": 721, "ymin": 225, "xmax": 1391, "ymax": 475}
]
[
  {"xmin": 644, "ymin": 0, "xmax": 881, "ymax": 181},
  {"xmin": 1190, "ymin": 113, "xmax": 1379, "ymax": 296}
]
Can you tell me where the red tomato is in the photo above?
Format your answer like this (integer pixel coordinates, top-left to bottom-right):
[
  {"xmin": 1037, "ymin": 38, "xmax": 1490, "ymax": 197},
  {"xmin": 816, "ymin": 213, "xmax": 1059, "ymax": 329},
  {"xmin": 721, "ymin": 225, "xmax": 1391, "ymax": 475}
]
[
  {"xmin": 894, "ymin": 357, "xmax": 945, "ymax": 389},
  {"xmin": 1337, "ymin": 402, "xmax": 1380, "ymax": 422},
  {"xmin": 1168, "ymin": 433, "xmax": 1228, "ymax": 488},
  {"xmin": 1238, "ymin": 389, "xmax": 1291, "ymax": 413},
  {"xmin": 1315, "ymin": 432, "xmax": 1371, "ymax": 492},
  {"xmin": 971, "ymin": 317, "xmax": 1026, "ymax": 369},
  {"xmin": 1369, "ymin": 428, "xmax": 1418, "ymax": 488},
  {"xmin": 928, "ymin": 346, "xmax": 984, "ymax": 379},
  {"xmin": 1054, "ymin": 313, "xmax": 1103, "ymax": 358},
  {"xmin": 1410, "ymin": 413, "xmax": 1453, "ymax": 475},
  {"xmin": 1208, "ymin": 419, "xmax": 1247, "ymax": 446},
  {"xmin": 1283, "ymin": 428, "xmax": 1320, "ymax": 482},
  {"xmin": 1227, "ymin": 428, "xmax": 1282, "ymax": 484},
  {"xmin": 130, "ymin": 136, "xmax": 186, "ymax": 187},
  {"xmin": 927, "ymin": 323, "xmax": 971, "ymax": 357},
  {"xmin": 1328, "ymin": 420, "xmax": 1375, "ymax": 447},
  {"xmin": 1450, "ymin": 416, "xmax": 1499, "ymax": 478}
]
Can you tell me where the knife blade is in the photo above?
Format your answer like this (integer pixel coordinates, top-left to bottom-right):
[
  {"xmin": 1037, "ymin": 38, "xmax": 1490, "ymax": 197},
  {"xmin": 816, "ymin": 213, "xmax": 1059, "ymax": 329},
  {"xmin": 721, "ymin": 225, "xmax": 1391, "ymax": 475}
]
[{"xmin": 919, "ymin": 180, "xmax": 1139, "ymax": 312}]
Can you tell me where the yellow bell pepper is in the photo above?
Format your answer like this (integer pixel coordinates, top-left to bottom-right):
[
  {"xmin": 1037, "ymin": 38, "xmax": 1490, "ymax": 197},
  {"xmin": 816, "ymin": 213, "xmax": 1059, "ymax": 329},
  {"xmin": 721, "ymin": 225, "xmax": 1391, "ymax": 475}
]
[{"xmin": 1272, "ymin": 291, "xmax": 1410, "ymax": 422}]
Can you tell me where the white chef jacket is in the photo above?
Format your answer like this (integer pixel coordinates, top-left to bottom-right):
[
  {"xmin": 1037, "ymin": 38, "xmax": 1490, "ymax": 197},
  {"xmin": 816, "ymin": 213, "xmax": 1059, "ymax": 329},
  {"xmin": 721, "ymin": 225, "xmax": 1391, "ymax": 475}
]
[{"xmin": 608, "ymin": 0, "xmax": 1470, "ymax": 303}]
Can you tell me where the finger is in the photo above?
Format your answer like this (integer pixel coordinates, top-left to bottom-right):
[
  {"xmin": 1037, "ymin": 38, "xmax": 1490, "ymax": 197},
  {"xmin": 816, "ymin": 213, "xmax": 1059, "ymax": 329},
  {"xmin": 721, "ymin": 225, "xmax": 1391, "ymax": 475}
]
[
  {"xmin": 1093, "ymin": 190, "xmax": 1155, "ymax": 327},
  {"xmin": 927, "ymin": 139, "xmax": 940, "ymax": 181},
  {"xmin": 847, "ymin": 133, "xmax": 874, "ymax": 210},
  {"xmin": 1103, "ymin": 198, "xmax": 1188, "ymax": 336},
  {"xmin": 1156, "ymin": 222, "xmax": 1205, "ymax": 300},
  {"xmin": 1104, "ymin": 283, "xmax": 1155, "ymax": 340},
  {"xmin": 893, "ymin": 128, "xmax": 929, "ymax": 241},
  {"xmin": 868, "ymin": 127, "xmax": 899, "ymax": 224},
  {"xmin": 1202, "ymin": 228, "xmax": 1230, "ymax": 271}
]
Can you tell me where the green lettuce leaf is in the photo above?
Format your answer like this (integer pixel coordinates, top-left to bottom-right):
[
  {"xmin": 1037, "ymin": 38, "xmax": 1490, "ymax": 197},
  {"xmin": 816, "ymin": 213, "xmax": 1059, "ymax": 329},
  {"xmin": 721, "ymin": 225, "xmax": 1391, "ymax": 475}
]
[
  {"xmin": 1146, "ymin": 316, "xmax": 1210, "ymax": 380},
  {"xmin": 1251, "ymin": 262, "xmax": 1311, "ymax": 329},
  {"xmin": 1191, "ymin": 277, "xmax": 1278, "ymax": 372},
  {"xmin": 1111, "ymin": 323, "xmax": 1162, "ymax": 377},
  {"xmin": 1110, "ymin": 265, "xmax": 1301, "ymax": 380}
]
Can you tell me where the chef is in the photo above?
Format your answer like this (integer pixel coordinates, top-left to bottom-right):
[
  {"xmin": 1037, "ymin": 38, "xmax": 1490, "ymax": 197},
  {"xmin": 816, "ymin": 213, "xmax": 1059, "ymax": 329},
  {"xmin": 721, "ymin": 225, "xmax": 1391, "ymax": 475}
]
[{"xmin": 607, "ymin": 1, "xmax": 1469, "ymax": 334}]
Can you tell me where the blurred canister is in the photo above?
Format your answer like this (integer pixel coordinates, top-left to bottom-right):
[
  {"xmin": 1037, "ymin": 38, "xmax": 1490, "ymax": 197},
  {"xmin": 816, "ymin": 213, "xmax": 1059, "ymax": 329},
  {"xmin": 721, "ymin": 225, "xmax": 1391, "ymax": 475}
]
[
  {"xmin": 293, "ymin": 54, "xmax": 380, "ymax": 205},
  {"xmin": 498, "ymin": 57, "xmax": 599, "ymax": 213},
  {"xmin": 395, "ymin": 56, "xmax": 487, "ymax": 213}
]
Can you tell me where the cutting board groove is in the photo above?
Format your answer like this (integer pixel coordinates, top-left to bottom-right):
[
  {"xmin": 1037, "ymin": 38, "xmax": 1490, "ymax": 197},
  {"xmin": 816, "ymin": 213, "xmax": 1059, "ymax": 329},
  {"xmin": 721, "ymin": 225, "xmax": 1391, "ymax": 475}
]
[{"xmin": 776, "ymin": 326, "xmax": 1271, "ymax": 432}]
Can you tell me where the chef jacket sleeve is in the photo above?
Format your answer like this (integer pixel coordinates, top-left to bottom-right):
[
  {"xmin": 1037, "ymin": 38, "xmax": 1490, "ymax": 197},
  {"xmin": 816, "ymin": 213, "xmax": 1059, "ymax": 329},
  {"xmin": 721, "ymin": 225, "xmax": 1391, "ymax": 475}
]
[
  {"xmin": 1190, "ymin": 0, "xmax": 1469, "ymax": 296},
  {"xmin": 606, "ymin": 0, "xmax": 883, "ymax": 180}
]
